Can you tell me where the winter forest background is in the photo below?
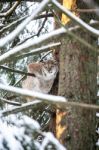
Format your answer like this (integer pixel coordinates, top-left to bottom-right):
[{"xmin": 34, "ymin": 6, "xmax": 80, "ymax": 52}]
[{"xmin": 0, "ymin": 0, "xmax": 99, "ymax": 150}]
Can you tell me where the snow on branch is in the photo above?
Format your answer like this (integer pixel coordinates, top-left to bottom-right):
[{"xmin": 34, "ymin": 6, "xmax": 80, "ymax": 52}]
[
  {"xmin": 0, "ymin": 20, "xmax": 98, "ymax": 65},
  {"xmin": 0, "ymin": 16, "xmax": 98, "ymax": 65},
  {"xmin": 52, "ymin": 0, "xmax": 99, "ymax": 36},
  {"xmin": 15, "ymin": 42, "xmax": 61, "ymax": 59},
  {"xmin": 0, "ymin": 28, "xmax": 65, "ymax": 65},
  {"xmin": 1, "ymin": 97, "xmax": 99, "ymax": 117},
  {"xmin": 0, "ymin": 0, "xmax": 49, "ymax": 47},
  {"xmin": 0, "ymin": 84, "xmax": 66, "ymax": 103}
]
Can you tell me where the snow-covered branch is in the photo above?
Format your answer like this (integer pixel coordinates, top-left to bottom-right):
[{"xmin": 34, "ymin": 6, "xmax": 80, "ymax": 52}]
[
  {"xmin": 1, "ymin": 97, "xmax": 99, "ymax": 117},
  {"xmin": 0, "ymin": 0, "xmax": 49, "ymax": 47},
  {"xmin": 0, "ymin": 84, "xmax": 66, "ymax": 103},
  {"xmin": 0, "ymin": 22, "xmax": 97, "ymax": 64},
  {"xmin": 0, "ymin": 23, "xmax": 97, "ymax": 64},
  {"xmin": 16, "ymin": 42, "xmax": 61, "ymax": 59},
  {"xmin": 0, "ymin": 28, "xmax": 65, "ymax": 64},
  {"xmin": 0, "ymin": 18, "xmax": 98, "ymax": 65}
]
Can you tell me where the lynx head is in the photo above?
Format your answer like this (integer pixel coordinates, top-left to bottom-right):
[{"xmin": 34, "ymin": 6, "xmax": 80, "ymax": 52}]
[{"xmin": 43, "ymin": 60, "xmax": 58, "ymax": 74}]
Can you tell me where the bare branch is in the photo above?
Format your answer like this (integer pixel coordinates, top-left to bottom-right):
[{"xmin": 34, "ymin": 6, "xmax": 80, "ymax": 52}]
[
  {"xmin": 39, "ymin": 50, "xmax": 52, "ymax": 62},
  {"xmin": 0, "ymin": 97, "xmax": 21, "ymax": 106},
  {"xmin": 77, "ymin": 8, "xmax": 99, "ymax": 13},
  {"xmin": 1, "ymin": 100, "xmax": 41, "ymax": 117},
  {"xmin": 0, "ymin": 16, "xmax": 27, "ymax": 34},
  {"xmin": 0, "ymin": 1, "xmax": 20, "ymax": 17},
  {"xmin": 59, "ymin": 101, "xmax": 99, "ymax": 111},
  {"xmin": 0, "ymin": 65, "xmax": 36, "ymax": 77},
  {"xmin": 83, "ymin": 0, "xmax": 99, "ymax": 17},
  {"xmin": 37, "ymin": 17, "xmax": 47, "ymax": 36}
]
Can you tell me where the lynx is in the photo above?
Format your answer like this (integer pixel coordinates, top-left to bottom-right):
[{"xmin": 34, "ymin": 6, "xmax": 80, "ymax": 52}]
[{"xmin": 22, "ymin": 60, "xmax": 58, "ymax": 101}]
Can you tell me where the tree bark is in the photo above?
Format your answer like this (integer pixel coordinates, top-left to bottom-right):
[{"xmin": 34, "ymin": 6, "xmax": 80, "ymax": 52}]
[{"xmin": 58, "ymin": 30, "xmax": 97, "ymax": 149}]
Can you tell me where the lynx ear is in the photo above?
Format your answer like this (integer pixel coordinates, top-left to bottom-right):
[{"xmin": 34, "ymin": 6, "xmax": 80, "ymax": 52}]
[
  {"xmin": 27, "ymin": 63, "xmax": 36, "ymax": 72},
  {"xmin": 27, "ymin": 63, "xmax": 42, "ymax": 73}
]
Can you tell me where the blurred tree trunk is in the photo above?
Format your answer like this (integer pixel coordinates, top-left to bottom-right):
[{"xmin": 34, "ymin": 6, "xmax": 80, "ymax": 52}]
[
  {"xmin": 55, "ymin": 0, "xmax": 97, "ymax": 149},
  {"xmin": 57, "ymin": 32, "xmax": 97, "ymax": 149}
]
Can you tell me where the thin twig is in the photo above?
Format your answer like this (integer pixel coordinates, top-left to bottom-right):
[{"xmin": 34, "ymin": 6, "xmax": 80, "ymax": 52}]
[
  {"xmin": 1, "ymin": 100, "xmax": 41, "ymax": 117},
  {"xmin": 77, "ymin": 8, "xmax": 99, "ymax": 13},
  {"xmin": 0, "ymin": 97, "xmax": 21, "ymax": 106},
  {"xmin": 39, "ymin": 50, "xmax": 53, "ymax": 62},
  {"xmin": 0, "ymin": 1, "xmax": 20, "ymax": 17},
  {"xmin": 37, "ymin": 16, "xmax": 47, "ymax": 36},
  {"xmin": 0, "ymin": 65, "xmax": 35, "ymax": 77},
  {"xmin": 18, "ymin": 15, "xmax": 47, "ymax": 46},
  {"xmin": 16, "ymin": 42, "xmax": 61, "ymax": 60},
  {"xmin": 3, "ymin": 75, "xmax": 26, "ymax": 98},
  {"xmin": 0, "ymin": 0, "xmax": 49, "ymax": 47},
  {"xmin": 59, "ymin": 101, "xmax": 99, "ymax": 110},
  {"xmin": 1, "ymin": 99, "xmax": 99, "ymax": 117},
  {"xmin": 0, "ymin": 13, "xmax": 53, "ymax": 35}
]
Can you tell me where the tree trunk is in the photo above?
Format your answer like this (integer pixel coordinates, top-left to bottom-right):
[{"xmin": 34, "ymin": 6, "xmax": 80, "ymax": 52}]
[{"xmin": 57, "ymin": 30, "xmax": 97, "ymax": 149}]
